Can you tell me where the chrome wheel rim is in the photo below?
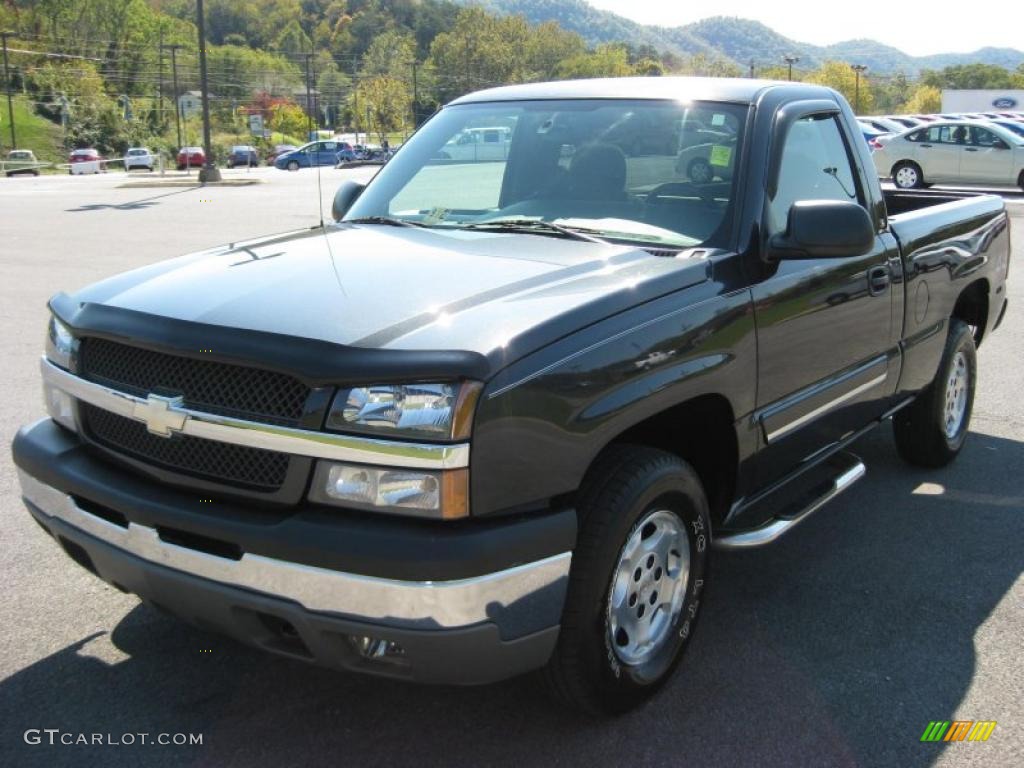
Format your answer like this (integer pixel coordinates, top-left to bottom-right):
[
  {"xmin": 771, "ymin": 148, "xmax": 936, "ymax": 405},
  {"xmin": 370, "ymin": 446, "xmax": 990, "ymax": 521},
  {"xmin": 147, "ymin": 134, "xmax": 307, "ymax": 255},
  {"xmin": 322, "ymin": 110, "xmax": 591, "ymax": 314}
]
[
  {"xmin": 895, "ymin": 166, "xmax": 918, "ymax": 188},
  {"xmin": 607, "ymin": 509, "xmax": 690, "ymax": 666},
  {"xmin": 690, "ymin": 161, "xmax": 712, "ymax": 183},
  {"xmin": 944, "ymin": 351, "xmax": 969, "ymax": 438}
]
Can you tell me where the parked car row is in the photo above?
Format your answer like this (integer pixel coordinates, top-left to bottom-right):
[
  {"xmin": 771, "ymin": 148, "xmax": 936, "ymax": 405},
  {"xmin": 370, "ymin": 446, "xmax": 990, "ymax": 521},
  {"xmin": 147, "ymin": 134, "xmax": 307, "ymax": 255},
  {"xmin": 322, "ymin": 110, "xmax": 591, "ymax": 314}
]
[{"xmin": 858, "ymin": 112, "xmax": 1024, "ymax": 191}]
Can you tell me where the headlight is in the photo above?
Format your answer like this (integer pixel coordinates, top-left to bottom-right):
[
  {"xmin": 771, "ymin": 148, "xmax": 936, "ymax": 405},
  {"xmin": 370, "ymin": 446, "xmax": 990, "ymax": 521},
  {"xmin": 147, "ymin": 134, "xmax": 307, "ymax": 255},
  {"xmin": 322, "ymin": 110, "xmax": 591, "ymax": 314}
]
[
  {"xmin": 309, "ymin": 462, "xmax": 469, "ymax": 519},
  {"xmin": 326, "ymin": 382, "xmax": 482, "ymax": 440},
  {"xmin": 45, "ymin": 316, "xmax": 77, "ymax": 370}
]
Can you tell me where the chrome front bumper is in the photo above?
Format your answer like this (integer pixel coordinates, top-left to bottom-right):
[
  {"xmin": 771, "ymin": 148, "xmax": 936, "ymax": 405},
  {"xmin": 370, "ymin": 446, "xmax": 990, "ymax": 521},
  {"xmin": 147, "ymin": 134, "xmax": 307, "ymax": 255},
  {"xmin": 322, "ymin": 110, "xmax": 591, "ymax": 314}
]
[{"xmin": 18, "ymin": 469, "xmax": 571, "ymax": 633}]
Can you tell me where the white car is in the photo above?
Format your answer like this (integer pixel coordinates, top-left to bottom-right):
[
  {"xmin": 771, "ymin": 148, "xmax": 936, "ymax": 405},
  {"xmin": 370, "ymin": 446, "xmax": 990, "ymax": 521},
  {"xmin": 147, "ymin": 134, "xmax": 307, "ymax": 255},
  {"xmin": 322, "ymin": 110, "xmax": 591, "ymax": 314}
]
[
  {"xmin": 873, "ymin": 120, "xmax": 1024, "ymax": 191},
  {"xmin": 124, "ymin": 147, "xmax": 154, "ymax": 171},
  {"xmin": 435, "ymin": 126, "xmax": 511, "ymax": 162}
]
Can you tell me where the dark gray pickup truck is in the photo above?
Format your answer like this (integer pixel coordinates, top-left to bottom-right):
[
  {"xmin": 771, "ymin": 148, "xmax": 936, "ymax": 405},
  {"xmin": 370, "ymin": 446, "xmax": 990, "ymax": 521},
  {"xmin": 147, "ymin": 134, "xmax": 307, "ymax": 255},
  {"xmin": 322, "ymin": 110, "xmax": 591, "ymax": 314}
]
[{"xmin": 13, "ymin": 77, "xmax": 1010, "ymax": 714}]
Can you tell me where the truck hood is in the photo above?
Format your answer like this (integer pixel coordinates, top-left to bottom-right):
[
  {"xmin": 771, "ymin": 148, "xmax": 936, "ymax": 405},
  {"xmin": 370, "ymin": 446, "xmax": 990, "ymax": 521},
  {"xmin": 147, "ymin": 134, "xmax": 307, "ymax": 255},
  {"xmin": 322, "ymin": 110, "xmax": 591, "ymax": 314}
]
[{"xmin": 69, "ymin": 223, "xmax": 710, "ymax": 366}]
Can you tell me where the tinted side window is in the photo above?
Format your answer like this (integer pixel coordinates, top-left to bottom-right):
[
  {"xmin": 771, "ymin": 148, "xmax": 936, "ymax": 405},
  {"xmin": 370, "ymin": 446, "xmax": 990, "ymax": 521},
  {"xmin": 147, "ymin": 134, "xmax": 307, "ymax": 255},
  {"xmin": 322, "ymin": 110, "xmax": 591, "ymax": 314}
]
[
  {"xmin": 906, "ymin": 129, "xmax": 927, "ymax": 142},
  {"xmin": 769, "ymin": 115, "xmax": 862, "ymax": 235},
  {"xmin": 971, "ymin": 127, "xmax": 1000, "ymax": 147}
]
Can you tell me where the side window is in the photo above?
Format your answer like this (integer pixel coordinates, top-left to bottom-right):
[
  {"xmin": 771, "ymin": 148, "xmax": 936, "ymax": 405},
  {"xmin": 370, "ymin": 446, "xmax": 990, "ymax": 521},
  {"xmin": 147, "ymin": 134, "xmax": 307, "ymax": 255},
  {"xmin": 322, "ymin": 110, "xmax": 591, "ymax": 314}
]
[
  {"xmin": 939, "ymin": 125, "xmax": 970, "ymax": 145},
  {"xmin": 322, "ymin": 142, "xmax": 337, "ymax": 152},
  {"xmin": 906, "ymin": 129, "xmax": 926, "ymax": 142},
  {"xmin": 769, "ymin": 115, "xmax": 863, "ymax": 235},
  {"xmin": 971, "ymin": 127, "xmax": 999, "ymax": 147}
]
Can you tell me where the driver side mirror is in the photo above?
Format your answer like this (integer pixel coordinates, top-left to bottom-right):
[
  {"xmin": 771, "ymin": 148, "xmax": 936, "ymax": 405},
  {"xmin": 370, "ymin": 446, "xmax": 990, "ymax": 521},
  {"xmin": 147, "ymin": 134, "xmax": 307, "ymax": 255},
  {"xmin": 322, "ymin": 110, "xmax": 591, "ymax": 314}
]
[
  {"xmin": 332, "ymin": 180, "xmax": 365, "ymax": 221},
  {"xmin": 768, "ymin": 200, "xmax": 875, "ymax": 260}
]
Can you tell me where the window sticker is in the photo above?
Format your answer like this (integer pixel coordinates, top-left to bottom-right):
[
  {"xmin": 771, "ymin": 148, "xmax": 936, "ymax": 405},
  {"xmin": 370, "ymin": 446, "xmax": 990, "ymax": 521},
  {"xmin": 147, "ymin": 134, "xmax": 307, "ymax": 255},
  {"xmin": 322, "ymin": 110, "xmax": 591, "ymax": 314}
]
[
  {"xmin": 709, "ymin": 145, "xmax": 732, "ymax": 167},
  {"xmin": 711, "ymin": 113, "xmax": 726, "ymax": 126}
]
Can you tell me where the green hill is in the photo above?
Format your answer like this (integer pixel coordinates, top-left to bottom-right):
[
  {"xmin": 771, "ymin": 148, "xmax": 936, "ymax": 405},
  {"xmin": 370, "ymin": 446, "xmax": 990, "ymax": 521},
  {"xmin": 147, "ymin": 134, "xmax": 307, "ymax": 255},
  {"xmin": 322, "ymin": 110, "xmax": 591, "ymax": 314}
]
[
  {"xmin": 1, "ymin": 96, "xmax": 65, "ymax": 168},
  {"xmin": 475, "ymin": 2, "xmax": 1024, "ymax": 74}
]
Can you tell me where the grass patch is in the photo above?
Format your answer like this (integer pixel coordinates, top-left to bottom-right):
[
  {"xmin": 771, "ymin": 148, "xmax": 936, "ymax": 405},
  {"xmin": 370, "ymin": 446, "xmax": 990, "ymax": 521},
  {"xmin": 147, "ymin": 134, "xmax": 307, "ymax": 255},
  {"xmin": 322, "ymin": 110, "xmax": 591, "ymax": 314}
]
[{"xmin": 1, "ymin": 96, "xmax": 65, "ymax": 168}]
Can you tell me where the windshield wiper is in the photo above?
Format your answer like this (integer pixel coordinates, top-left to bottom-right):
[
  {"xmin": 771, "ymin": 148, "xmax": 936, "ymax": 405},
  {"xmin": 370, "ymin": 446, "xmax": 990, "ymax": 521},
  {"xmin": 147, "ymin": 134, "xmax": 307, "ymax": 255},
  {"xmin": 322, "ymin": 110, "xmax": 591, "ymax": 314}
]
[
  {"xmin": 457, "ymin": 218, "xmax": 608, "ymax": 243},
  {"xmin": 345, "ymin": 216, "xmax": 427, "ymax": 228}
]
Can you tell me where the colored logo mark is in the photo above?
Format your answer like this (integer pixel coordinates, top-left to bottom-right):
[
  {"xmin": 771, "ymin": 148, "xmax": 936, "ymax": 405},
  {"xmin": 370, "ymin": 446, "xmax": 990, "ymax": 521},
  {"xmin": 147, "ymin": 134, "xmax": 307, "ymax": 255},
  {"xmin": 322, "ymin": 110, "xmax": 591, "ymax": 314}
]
[{"xmin": 920, "ymin": 721, "xmax": 997, "ymax": 742}]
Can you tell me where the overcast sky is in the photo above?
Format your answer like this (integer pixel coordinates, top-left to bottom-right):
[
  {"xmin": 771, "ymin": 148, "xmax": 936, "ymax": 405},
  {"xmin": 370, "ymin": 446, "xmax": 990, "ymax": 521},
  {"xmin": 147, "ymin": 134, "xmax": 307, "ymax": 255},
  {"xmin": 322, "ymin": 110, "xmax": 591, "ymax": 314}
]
[{"xmin": 586, "ymin": 1, "xmax": 1019, "ymax": 57}]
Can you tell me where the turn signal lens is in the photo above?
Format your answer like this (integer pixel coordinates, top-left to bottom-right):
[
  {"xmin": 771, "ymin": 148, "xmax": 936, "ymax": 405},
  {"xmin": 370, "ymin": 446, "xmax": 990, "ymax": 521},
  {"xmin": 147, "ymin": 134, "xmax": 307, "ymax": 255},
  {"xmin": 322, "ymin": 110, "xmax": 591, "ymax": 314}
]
[{"xmin": 309, "ymin": 462, "xmax": 470, "ymax": 519}]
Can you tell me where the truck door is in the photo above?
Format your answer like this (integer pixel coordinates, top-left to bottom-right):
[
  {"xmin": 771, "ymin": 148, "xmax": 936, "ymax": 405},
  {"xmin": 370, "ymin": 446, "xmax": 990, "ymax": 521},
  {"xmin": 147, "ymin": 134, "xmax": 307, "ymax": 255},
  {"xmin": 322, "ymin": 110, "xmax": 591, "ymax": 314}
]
[{"xmin": 751, "ymin": 109, "xmax": 900, "ymax": 485}]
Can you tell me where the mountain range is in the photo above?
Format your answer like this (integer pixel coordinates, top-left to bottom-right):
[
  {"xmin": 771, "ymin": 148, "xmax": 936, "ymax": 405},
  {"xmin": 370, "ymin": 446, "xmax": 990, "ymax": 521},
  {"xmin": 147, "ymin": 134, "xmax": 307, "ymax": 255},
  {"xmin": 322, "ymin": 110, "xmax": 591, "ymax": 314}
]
[{"xmin": 470, "ymin": 0, "xmax": 1024, "ymax": 74}]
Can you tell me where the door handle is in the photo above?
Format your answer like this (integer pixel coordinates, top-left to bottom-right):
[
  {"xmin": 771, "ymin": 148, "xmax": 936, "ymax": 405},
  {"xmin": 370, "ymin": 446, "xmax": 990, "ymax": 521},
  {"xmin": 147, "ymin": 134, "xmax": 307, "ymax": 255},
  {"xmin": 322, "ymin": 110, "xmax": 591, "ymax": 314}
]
[
  {"xmin": 965, "ymin": 147, "xmax": 979, "ymax": 152},
  {"xmin": 868, "ymin": 265, "xmax": 890, "ymax": 296},
  {"xmin": 920, "ymin": 143, "xmax": 933, "ymax": 148}
]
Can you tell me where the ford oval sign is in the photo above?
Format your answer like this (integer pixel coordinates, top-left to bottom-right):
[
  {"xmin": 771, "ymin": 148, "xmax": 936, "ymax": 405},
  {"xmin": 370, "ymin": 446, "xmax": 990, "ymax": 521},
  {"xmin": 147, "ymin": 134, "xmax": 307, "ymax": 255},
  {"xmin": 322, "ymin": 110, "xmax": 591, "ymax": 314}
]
[{"xmin": 992, "ymin": 97, "xmax": 1018, "ymax": 109}]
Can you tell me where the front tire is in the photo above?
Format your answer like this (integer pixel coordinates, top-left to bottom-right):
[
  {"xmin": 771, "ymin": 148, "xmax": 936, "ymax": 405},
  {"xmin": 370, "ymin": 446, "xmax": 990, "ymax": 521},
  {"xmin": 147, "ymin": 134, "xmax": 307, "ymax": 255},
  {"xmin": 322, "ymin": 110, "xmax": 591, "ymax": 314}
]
[
  {"xmin": 542, "ymin": 446, "xmax": 710, "ymax": 714},
  {"xmin": 287, "ymin": 160, "xmax": 300, "ymax": 171},
  {"xmin": 893, "ymin": 318, "xmax": 976, "ymax": 467},
  {"xmin": 892, "ymin": 161, "xmax": 924, "ymax": 189}
]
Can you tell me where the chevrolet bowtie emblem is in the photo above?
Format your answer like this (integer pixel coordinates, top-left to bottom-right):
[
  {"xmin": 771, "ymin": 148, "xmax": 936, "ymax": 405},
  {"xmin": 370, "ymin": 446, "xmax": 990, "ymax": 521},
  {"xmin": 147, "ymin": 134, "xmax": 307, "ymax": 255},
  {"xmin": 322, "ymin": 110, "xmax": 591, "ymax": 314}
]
[{"xmin": 132, "ymin": 394, "xmax": 188, "ymax": 437}]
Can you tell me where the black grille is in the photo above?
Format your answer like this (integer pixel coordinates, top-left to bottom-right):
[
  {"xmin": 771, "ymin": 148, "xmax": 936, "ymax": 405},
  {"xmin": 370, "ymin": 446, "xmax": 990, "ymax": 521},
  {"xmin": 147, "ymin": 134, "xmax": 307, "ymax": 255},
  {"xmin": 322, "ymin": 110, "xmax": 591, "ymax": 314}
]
[
  {"xmin": 78, "ymin": 338, "xmax": 310, "ymax": 426},
  {"xmin": 81, "ymin": 404, "xmax": 290, "ymax": 490}
]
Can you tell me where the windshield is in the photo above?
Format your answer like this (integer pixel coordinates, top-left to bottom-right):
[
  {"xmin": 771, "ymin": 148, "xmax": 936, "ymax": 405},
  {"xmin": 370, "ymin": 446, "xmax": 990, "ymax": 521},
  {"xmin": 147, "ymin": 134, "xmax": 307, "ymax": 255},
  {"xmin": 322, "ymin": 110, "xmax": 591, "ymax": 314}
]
[{"xmin": 345, "ymin": 99, "xmax": 748, "ymax": 248}]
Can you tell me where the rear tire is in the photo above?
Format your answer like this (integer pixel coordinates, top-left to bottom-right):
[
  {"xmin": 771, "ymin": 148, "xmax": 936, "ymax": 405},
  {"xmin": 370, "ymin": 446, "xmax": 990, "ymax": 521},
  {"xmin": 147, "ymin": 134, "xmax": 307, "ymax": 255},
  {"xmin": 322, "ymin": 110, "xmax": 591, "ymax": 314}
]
[
  {"xmin": 687, "ymin": 157, "xmax": 713, "ymax": 184},
  {"xmin": 892, "ymin": 161, "xmax": 924, "ymax": 189},
  {"xmin": 542, "ymin": 446, "xmax": 710, "ymax": 714},
  {"xmin": 893, "ymin": 318, "xmax": 976, "ymax": 467}
]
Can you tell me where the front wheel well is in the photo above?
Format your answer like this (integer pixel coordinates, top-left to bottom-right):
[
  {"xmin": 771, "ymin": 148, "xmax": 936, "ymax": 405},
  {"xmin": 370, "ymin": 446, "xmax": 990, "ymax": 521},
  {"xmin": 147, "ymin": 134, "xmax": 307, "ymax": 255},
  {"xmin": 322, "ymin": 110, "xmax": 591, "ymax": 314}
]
[
  {"xmin": 591, "ymin": 394, "xmax": 738, "ymax": 527},
  {"xmin": 953, "ymin": 278, "xmax": 990, "ymax": 347}
]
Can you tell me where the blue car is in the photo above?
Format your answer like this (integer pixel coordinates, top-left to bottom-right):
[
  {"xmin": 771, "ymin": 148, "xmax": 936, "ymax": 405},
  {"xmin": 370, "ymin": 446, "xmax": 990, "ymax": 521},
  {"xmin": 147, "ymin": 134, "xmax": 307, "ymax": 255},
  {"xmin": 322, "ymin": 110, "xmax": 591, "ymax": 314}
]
[{"xmin": 274, "ymin": 140, "xmax": 348, "ymax": 171}]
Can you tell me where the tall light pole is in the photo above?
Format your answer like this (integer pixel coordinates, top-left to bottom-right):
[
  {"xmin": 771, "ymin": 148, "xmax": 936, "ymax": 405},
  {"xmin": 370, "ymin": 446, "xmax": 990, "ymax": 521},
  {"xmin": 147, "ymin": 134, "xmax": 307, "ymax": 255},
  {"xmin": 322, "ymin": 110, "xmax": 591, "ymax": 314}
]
[
  {"xmin": 783, "ymin": 54, "xmax": 800, "ymax": 82},
  {"xmin": 1, "ymin": 32, "xmax": 16, "ymax": 149},
  {"xmin": 195, "ymin": 0, "xmax": 220, "ymax": 182},
  {"xmin": 851, "ymin": 64, "xmax": 868, "ymax": 114},
  {"xmin": 162, "ymin": 43, "xmax": 183, "ymax": 150}
]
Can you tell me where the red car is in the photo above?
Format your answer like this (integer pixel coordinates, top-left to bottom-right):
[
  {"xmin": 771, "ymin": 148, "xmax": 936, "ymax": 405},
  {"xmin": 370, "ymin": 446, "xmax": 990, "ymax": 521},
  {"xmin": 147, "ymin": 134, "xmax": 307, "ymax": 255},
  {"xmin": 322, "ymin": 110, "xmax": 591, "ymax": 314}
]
[
  {"xmin": 68, "ymin": 148, "xmax": 104, "ymax": 175},
  {"xmin": 176, "ymin": 146, "xmax": 205, "ymax": 170}
]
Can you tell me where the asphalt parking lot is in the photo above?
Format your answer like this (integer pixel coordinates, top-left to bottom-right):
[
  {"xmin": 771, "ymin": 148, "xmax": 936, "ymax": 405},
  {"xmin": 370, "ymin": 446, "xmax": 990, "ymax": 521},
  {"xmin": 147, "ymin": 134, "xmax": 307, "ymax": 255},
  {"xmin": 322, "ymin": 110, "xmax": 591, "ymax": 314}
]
[{"xmin": 0, "ymin": 170, "xmax": 1021, "ymax": 767}]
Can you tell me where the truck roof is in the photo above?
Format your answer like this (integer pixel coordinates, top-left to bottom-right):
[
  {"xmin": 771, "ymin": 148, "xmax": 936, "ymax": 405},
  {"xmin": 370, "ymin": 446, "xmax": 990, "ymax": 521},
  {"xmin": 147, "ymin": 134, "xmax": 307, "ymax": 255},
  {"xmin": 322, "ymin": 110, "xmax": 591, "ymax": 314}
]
[{"xmin": 449, "ymin": 76, "xmax": 834, "ymax": 106}]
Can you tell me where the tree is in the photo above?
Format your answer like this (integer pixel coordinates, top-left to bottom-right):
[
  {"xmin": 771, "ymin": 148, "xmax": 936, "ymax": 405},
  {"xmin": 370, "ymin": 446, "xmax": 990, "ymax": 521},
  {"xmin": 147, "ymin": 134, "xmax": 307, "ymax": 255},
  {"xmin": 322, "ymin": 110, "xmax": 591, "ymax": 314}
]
[
  {"xmin": 904, "ymin": 85, "xmax": 942, "ymax": 115},
  {"xmin": 362, "ymin": 30, "xmax": 417, "ymax": 79},
  {"xmin": 352, "ymin": 75, "xmax": 411, "ymax": 141},
  {"xmin": 524, "ymin": 21, "xmax": 585, "ymax": 81},
  {"xmin": 807, "ymin": 61, "xmax": 875, "ymax": 113},
  {"xmin": 920, "ymin": 63, "xmax": 1021, "ymax": 90},
  {"xmin": 678, "ymin": 54, "xmax": 742, "ymax": 78},
  {"xmin": 316, "ymin": 60, "xmax": 351, "ymax": 129},
  {"xmin": 268, "ymin": 101, "xmax": 308, "ymax": 139},
  {"xmin": 276, "ymin": 19, "xmax": 312, "ymax": 57},
  {"xmin": 428, "ymin": 8, "xmax": 533, "ymax": 102},
  {"xmin": 554, "ymin": 44, "xmax": 634, "ymax": 80}
]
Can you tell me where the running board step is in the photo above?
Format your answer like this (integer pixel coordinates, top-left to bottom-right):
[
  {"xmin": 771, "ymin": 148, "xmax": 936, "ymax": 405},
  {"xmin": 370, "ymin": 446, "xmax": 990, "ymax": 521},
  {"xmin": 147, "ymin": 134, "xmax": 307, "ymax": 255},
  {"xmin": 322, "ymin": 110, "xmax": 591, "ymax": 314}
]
[{"xmin": 714, "ymin": 453, "xmax": 866, "ymax": 550}]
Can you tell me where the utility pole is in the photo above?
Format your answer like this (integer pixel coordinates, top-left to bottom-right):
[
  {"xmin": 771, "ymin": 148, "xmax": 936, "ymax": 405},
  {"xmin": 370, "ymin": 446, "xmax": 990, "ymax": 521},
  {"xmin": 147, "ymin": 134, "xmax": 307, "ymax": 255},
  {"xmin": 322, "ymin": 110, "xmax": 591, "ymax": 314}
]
[
  {"xmin": 851, "ymin": 64, "xmax": 868, "ymax": 114},
  {"xmin": 303, "ymin": 52, "xmax": 313, "ymax": 139},
  {"xmin": 1, "ymin": 32, "xmax": 16, "ymax": 149},
  {"xmin": 748, "ymin": 58, "xmax": 755, "ymax": 78},
  {"xmin": 783, "ymin": 54, "xmax": 800, "ymax": 82},
  {"xmin": 351, "ymin": 58, "xmax": 359, "ymax": 143},
  {"xmin": 157, "ymin": 27, "xmax": 163, "ymax": 130},
  {"xmin": 162, "ymin": 43, "xmax": 183, "ymax": 149},
  {"xmin": 195, "ymin": 0, "xmax": 220, "ymax": 182},
  {"xmin": 410, "ymin": 59, "xmax": 419, "ymax": 127}
]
